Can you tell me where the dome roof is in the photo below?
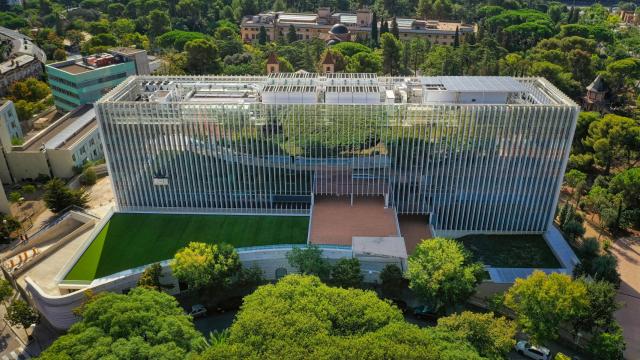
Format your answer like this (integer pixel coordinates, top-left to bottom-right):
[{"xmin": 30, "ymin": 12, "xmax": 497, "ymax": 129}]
[{"xmin": 329, "ymin": 23, "xmax": 349, "ymax": 35}]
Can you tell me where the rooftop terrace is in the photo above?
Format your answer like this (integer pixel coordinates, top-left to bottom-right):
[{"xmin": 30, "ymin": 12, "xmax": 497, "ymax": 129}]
[
  {"xmin": 21, "ymin": 105, "xmax": 96, "ymax": 151},
  {"xmin": 63, "ymin": 213, "xmax": 310, "ymax": 281},
  {"xmin": 101, "ymin": 74, "xmax": 576, "ymax": 107}
]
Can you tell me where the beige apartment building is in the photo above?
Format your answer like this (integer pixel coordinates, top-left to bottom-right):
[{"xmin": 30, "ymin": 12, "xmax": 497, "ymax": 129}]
[
  {"xmin": 241, "ymin": 8, "xmax": 476, "ymax": 46},
  {"xmin": 0, "ymin": 103, "xmax": 103, "ymax": 184}
]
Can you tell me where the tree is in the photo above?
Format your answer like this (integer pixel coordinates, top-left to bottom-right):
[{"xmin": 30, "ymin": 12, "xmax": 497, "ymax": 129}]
[
  {"xmin": 79, "ymin": 167, "xmax": 97, "ymax": 186},
  {"xmin": 346, "ymin": 52, "xmax": 382, "ymax": 73},
  {"xmin": 171, "ymin": 242, "xmax": 240, "ymax": 291},
  {"xmin": 591, "ymin": 254, "xmax": 621, "ymax": 286},
  {"xmin": 330, "ymin": 258, "xmax": 363, "ymax": 288},
  {"xmin": 609, "ymin": 167, "xmax": 640, "ymax": 209},
  {"xmin": 562, "ymin": 219, "xmax": 585, "ymax": 241},
  {"xmin": 201, "ymin": 275, "xmax": 484, "ymax": 359},
  {"xmin": 286, "ymin": 24, "xmax": 298, "ymax": 43},
  {"xmin": 379, "ymin": 264, "xmax": 405, "ymax": 298},
  {"xmin": 453, "ymin": 26, "xmax": 460, "ymax": 47},
  {"xmin": 184, "ymin": 39, "xmax": 221, "ymax": 74},
  {"xmin": 589, "ymin": 325, "xmax": 626, "ymax": 360},
  {"xmin": 564, "ymin": 169, "xmax": 587, "ymax": 190},
  {"xmin": 43, "ymin": 178, "xmax": 88, "ymax": 213},
  {"xmin": 7, "ymin": 77, "xmax": 50, "ymax": 102},
  {"xmin": 371, "ymin": 11, "xmax": 379, "ymax": 47},
  {"xmin": 148, "ymin": 10, "xmax": 171, "ymax": 38},
  {"xmin": 504, "ymin": 271, "xmax": 588, "ymax": 345},
  {"xmin": 583, "ymin": 114, "xmax": 640, "ymax": 174},
  {"xmin": 437, "ymin": 311, "xmax": 516, "ymax": 359},
  {"xmin": 408, "ymin": 38, "xmax": 429, "ymax": 75},
  {"xmin": 0, "ymin": 280, "xmax": 13, "ymax": 307},
  {"xmin": 258, "ymin": 26, "xmax": 268, "ymax": 45},
  {"xmin": 137, "ymin": 263, "xmax": 172, "ymax": 291},
  {"xmin": 286, "ymin": 245, "xmax": 331, "ymax": 281},
  {"xmin": 572, "ymin": 280, "xmax": 620, "ymax": 335},
  {"xmin": 380, "ymin": 19, "xmax": 389, "ymax": 34},
  {"xmin": 39, "ymin": 288, "xmax": 204, "ymax": 359},
  {"xmin": 390, "ymin": 17, "xmax": 399, "ymax": 39},
  {"xmin": 380, "ymin": 33, "xmax": 402, "ymax": 76},
  {"xmin": 406, "ymin": 238, "xmax": 484, "ymax": 312},
  {"xmin": 5, "ymin": 300, "xmax": 38, "ymax": 338}
]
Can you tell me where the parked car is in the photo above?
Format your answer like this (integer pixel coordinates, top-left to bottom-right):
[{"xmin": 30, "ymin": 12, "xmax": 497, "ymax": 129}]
[
  {"xmin": 412, "ymin": 305, "xmax": 439, "ymax": 322},
  {"xmin": 515, "ymin": 340, "xmax": 551, "ymax": 360},
  {"xmin": 189, "ymin": 304, "xmax": 207, "ymax": 318}
]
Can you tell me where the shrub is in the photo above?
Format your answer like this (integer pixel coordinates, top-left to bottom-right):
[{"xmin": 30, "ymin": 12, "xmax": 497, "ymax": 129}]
[
  {"xmin": 379, "ymin": 264, "xmax": 405, "ymax": 298},
  {"xmin": 79, "ymin": 167, "xmax": 97, "ymax": 186}
]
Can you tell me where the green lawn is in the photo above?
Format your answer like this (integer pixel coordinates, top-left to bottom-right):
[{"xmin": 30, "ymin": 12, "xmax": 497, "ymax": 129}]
[
  {"xmin": 458, "ymin": 234, "xmax": 561, "ymax": 268},
  {"xmin": 64, "ymin": 213, "xmax": 309, "ymax": 281}
]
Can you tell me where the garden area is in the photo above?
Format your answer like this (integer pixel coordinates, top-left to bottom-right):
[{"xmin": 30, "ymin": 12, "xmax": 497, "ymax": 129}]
[
  {"xmin": 458, "ymin": 234, "xmax": 561, "ymax": 268},
  {"xmin": 63, "ymin": 213, "xmax": 309, "ymax": 281}
]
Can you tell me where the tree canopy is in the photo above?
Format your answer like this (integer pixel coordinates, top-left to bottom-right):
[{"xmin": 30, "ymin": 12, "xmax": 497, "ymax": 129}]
[
  {"xmin": 201, "ymin": 274, "xmax": 484, "ymax": 359},
  {"xmin": 406, "ymin": 238, "xmax": 484, "ymax": 311},
  {"xmin": 39, "ymin": 288, "xmax": 204, "ymax": 360}
]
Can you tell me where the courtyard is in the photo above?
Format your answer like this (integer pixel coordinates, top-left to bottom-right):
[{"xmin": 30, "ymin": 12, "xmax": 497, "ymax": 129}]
[
  {"xmin": 458, "ymin": 234, "xmax": 561, "ymax": 268},
  {"xmin": 64, "ymin": 213, "xmax": 309, "ymax": 281}
]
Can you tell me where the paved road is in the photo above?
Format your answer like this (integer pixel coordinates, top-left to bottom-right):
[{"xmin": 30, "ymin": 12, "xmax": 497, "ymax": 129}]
[{"xmin": 0, "ymin": 323, "xmax": 30, "ymax": 360}]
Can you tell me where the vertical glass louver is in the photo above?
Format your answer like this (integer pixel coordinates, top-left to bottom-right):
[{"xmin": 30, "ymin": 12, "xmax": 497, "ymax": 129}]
[{"xmin": 97, "ymin": 77, "xmax": 578, "ymax": 233}]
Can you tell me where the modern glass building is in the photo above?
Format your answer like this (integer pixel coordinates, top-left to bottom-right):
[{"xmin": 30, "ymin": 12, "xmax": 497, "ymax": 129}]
[
  {"xmin": 96, "ymin": 74, "xmax": 579, "ymax": 234},
  {"xmin": 46, "ymin": 48, "xmax": 149, "ymax": 111}
]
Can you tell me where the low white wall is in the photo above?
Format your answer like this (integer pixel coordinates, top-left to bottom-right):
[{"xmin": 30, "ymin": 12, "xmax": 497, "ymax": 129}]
[{"xmin": 24, "ymin": 245, "xmax": 354, "ymax": 330}]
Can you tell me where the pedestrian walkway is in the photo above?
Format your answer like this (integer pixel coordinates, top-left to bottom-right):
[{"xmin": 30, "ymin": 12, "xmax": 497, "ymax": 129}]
[
  {"xmin": 2, "ymin": 347, "xmax": 30, "ymax": 360},
  {"xmin": 611, "ymin": 236, "xmax": 640, "ymax": 360}
]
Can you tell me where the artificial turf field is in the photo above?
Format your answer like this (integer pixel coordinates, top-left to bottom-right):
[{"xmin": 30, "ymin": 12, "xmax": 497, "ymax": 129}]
[{"xmin": 64, "ymin": 213, "xmax": 309, "ymax": 281}]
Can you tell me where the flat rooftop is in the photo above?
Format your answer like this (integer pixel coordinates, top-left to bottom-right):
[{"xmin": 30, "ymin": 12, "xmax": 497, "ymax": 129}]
[
  {"xmin": 22, "ymin": 105, "xmax": 96, "ymax": 151},
  {"xmin": 0, "ymin": 54, "xmax": 36, "ymax": 74},
  {"xmin": 101, "ymin": 75, "xmax": 577, "ymax": 107},
  {"xmin": 56, "ymin": 63, "xmax": 93, "ymax": 74},
  {"xmin": 63, "ymin": 213, "xmax": 310, "ymax": 281}
]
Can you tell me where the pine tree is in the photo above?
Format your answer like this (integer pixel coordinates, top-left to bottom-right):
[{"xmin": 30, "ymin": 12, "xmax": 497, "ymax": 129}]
[
  {"xmin": 391, "ymin": 17, "xmax": 399, "ymax": 39},
  {"xmin": 558, "ymin": 203, "xmax": 570, "ymax": 226},
  {"xmin": 453, "ymin": 26, "xmax": 459, "ymax": 48},
  {"xmin": 371, "ymin": 12, "xmax": 379, "ymax": 47},
  {"xmin": 258, "ymin": 26, "xmax": 268, "ymax": 45}
]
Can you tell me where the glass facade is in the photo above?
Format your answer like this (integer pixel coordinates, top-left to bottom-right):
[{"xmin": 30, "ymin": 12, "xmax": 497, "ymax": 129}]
[{"xmin": 96, "ymin": 75, "xmax": 579, "ymax": 233}]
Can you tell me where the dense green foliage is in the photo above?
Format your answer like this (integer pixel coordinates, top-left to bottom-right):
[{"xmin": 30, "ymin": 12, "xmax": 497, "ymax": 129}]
[
  {"xmin": 504, "ymin": 271, "xmax": 588, "ymax": 345},
  {"xmin": 43, "ymin": 178, "xmax": 88, "ymax": 213},
  {"xmin": 39, "ymin": 288, "xmax": 205, "ymax": 360},
  {"xmin": 201, "ymin": 275, "xmax": 485, "ymax": 359},
  {"xmin": 286, "ymin": 245, "xmax": 332, "ymax": 281},
  {"xmin": 171, "ymin": 242, "xmax": 241, "ymax": 291},
  {"xmin": 4, "ymin": 300, "xmax": 37, "ymax": 336},
  {"xmin": 406, "ymin": 238, "xmax": 484, "ymax": 311},
  {"xmin": 437, "ymin": 311, "xmax": 516, "ymax": 359}
]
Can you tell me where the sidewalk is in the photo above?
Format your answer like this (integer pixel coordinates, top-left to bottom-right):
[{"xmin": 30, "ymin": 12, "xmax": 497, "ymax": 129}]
[{"xmin": 611, "ymin": 236, "xmax": 640, "ymax": 360}]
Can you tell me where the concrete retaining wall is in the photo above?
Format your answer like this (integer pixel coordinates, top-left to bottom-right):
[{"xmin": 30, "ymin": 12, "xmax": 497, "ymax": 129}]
[{"xmin": 24, "ymin": 245, "xmax": 354, "ymax": 330}]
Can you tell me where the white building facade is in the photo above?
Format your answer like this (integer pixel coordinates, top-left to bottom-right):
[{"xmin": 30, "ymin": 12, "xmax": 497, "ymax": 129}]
[{"xmin": 96, "ymin": 75, "xmax": 579, "ymax": 235}]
